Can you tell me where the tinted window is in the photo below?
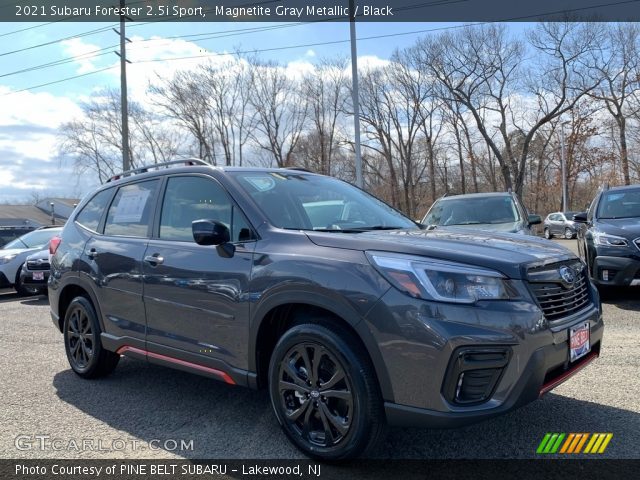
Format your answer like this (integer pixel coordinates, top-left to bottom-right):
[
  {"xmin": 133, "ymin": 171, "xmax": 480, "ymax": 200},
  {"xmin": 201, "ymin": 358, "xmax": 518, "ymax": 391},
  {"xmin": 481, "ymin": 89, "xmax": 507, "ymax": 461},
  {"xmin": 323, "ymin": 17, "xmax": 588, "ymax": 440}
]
[
  {"xmin": 104, "ymin": 180, "xmax": 159, "ymax": 238},
  {"xmin": 424, "ymin": 196, "xmax": 520, "ymax": 226},
  {"xmin": 596, "ymin": 189, "xmax": 640, "ymax": 219},
  {"xmin": 160, "ymin": 176, "xmax": 254, "ymax": 243},
  {"xmin": 75, "ymin": 188, "xmax": 113, "ymax": 232}
]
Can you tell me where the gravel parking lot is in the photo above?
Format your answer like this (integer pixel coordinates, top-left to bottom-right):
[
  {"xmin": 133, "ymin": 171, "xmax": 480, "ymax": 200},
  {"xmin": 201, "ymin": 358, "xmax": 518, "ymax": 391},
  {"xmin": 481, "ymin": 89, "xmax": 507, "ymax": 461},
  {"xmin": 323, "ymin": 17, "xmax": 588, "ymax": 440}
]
[{"xmin": 0, "ymin": 239, "xmax": 638, "ymax": 460}]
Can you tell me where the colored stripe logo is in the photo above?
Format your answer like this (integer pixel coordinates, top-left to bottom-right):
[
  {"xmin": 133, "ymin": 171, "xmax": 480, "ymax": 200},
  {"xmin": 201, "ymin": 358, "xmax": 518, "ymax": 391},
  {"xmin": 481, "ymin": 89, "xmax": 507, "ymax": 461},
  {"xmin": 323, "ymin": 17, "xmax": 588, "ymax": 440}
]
[{"xmin": 537, "ymin": 433, "xmax": 612, "ymax": 454}]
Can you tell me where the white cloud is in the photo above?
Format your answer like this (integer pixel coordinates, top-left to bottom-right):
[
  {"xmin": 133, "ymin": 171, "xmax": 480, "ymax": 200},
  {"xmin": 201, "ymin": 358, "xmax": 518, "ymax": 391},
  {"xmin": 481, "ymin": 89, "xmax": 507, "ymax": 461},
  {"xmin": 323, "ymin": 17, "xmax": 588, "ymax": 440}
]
[
  {"xmin": 61, "ymin": 38, "xmax": 103, "ymax": 74},
  {"xmin": 305, "ymin": 49, "xmax": 316, "ymax": 57}
]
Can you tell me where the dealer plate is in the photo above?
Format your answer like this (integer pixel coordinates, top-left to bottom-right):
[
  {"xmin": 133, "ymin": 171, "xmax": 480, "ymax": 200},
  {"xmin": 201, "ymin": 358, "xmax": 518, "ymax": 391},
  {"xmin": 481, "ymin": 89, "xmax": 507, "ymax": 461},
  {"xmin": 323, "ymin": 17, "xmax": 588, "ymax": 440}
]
[
  {"xmin": 569, "ymin": 322, "xmax": 590, "ymax": 362},
  {"xmin": 32, "ymin": 272, "xmax": 44, "ymax": 281}
]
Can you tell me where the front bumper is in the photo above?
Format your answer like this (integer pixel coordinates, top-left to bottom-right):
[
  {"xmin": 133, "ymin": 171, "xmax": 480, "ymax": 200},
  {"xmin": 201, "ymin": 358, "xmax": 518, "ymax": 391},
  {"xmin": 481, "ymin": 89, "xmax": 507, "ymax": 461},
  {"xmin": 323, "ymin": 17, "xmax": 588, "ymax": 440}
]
[
  {"xmin": 0, "ymin": 271, "xmax": 10, "ymax": 288},
  {"xmin": 19, "ymin": 268, "xmax": 49, "ymax": 287},
  {"xmin": 364, "ymin": 284, "xmax": 603, "ymax": 428},
  {"xmin": 591, "ymin": 255, "xmax": 640, "ymax": 286}
]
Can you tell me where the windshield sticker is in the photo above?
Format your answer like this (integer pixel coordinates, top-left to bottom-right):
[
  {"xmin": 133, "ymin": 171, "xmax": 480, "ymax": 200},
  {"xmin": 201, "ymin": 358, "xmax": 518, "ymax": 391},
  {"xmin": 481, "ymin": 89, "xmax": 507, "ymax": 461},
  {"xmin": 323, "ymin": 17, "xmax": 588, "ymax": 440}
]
[
  {"xmin": 247, "ymin": 176, "xmax": 276, "ymax": 192},
  {"xmin": 112, "ymin": 189, "xmax": 151, "ymax": 223}
]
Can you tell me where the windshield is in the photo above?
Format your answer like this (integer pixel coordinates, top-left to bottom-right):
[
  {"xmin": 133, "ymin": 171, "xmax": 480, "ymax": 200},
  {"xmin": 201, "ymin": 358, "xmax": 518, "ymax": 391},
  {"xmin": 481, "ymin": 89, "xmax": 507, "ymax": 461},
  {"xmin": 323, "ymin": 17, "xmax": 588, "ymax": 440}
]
[
  {"xmin": 3, "ymin": 229, "xmax": 60, "ymax": 250},
  {"xmin": 424, "ymin": 196, "xmax": 521, "ymax": 226},
  {"xmin": 230, "ymin": 172, "xmax": 416, "ymax": 231},
  {"xmin": 597, "ymin": 189, "xmax": 640, "ymax": 219}
]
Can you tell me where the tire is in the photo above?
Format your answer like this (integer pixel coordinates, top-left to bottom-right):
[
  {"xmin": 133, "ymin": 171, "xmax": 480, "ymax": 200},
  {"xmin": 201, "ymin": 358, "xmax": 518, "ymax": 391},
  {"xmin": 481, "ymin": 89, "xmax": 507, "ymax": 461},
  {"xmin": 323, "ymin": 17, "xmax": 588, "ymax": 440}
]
[
  {"xmin": 63, "ymin": 296, "xmax": 119, "ymax": 379},
  {"xmin": 15, "ymin": 264, "xmax": 39, "ymax": 297},
  {"xmin": 268, "ymin": 321, "xmax": 385, "ymax": 460},
  {"xmin": 564, "ymin": 228, "xmax": 574, "ymax": 240},
  {"xmin": 544, "ymin": 228, "xmax": 552, "ymax": 239}
]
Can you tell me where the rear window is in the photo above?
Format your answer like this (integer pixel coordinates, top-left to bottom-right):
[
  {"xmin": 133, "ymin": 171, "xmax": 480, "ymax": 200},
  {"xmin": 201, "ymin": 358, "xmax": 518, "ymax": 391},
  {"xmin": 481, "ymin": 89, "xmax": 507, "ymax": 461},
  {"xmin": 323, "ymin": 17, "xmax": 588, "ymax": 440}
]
[
  {"xmin": 75, "ymin": 188, "xmax": 114, "ymax": 232},
  {"xmin": 104, "ymin": 180, "xmax": 159, "ymax": 238}
]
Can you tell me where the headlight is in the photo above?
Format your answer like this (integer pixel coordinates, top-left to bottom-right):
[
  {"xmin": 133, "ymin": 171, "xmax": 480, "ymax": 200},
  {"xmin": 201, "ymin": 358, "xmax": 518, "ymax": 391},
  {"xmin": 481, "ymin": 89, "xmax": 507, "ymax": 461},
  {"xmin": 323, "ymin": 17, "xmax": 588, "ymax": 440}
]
[
  {"xmin": 367, "ymin": 252, "xmax": 515, "ymax": 304},
  {"xmin": 0, "ymin": 254, "xmax": 17, "ymax": 265},
  {"xmin": 593, "ymin": 232, "xmax": 628, "ymax": 247}
]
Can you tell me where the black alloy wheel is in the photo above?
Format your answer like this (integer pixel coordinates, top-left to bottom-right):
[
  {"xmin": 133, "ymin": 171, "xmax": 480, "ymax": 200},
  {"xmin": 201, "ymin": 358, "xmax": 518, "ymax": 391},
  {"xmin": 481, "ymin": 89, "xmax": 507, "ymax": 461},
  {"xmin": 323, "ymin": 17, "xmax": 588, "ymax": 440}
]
[
  {"xmin": 269, "ymin": 322, "xmax": 384, "ymax": 460},
  {"xmin": 63, "ymin": 296, "xmax": 119, "ymax": 378},
  {"xmin": 277, "ymin": 342, "xmax": 353, "ymax": 448}
]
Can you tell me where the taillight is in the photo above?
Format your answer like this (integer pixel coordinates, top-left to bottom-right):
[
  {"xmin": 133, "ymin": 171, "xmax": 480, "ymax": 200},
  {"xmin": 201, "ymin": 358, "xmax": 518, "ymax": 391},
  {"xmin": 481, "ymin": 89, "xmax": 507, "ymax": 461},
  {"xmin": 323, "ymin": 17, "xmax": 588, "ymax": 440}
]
[{"xmin": 49, "ymin": 236, "xmax": 61, "ymax": 255}]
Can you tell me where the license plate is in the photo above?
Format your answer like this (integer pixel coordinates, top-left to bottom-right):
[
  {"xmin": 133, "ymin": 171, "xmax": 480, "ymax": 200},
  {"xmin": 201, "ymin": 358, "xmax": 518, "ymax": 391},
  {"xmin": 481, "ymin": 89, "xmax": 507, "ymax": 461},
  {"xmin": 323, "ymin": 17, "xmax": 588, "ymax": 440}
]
[
  {"xmin": 32, "ymin": 272, "xmax": 44, "ymax": 281},
  {"xmin": 569, "ymin": 322, "xmax": 590, "ymax": 362}
]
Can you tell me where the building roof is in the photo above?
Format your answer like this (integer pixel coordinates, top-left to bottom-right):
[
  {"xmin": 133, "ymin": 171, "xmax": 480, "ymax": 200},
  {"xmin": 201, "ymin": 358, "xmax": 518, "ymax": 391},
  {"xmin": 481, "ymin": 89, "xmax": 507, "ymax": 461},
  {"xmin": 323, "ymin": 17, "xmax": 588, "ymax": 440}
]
[{"xmin": 0, "ymin": 205, "xmax": 65, "ymax": 227}]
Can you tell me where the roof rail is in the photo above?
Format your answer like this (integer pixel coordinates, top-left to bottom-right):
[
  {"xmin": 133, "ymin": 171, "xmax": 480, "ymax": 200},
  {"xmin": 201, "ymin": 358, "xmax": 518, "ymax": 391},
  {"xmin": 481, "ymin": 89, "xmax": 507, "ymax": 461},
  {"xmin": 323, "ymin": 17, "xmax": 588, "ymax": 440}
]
[
  {"xmin": 106, "ymin": 158, "xmax": 209, "ymax": 183},
  {"xmin": 281, "ymin": 166, "xmax": 312, "ymax": 173}
]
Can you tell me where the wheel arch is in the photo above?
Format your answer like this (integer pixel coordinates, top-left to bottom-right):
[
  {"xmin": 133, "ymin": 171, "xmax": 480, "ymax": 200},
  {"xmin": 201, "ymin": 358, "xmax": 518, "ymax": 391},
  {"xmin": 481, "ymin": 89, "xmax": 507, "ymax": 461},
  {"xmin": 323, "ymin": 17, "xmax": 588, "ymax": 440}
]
[
  {"xmin": 56, "ymin": 279, "xmax": 104, "ymax": 333},
  {"xmin": 249, "ymin": 290, "xmax": 394, "ymax": 402}
]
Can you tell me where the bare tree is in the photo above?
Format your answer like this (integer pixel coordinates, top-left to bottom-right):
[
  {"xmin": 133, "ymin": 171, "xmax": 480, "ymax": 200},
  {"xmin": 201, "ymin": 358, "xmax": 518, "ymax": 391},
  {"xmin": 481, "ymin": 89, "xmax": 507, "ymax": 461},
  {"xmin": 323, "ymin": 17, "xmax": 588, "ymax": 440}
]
[{"xmin": 248, "ymin": 60, "xmax": 307, "ymax": 168}]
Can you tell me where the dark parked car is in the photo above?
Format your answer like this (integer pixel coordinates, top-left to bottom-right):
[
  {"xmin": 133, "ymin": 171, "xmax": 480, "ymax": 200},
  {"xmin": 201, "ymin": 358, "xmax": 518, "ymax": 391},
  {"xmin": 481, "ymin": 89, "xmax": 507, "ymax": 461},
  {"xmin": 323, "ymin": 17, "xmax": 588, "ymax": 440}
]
[
  {"xmin": 574, "ymin": 184, "xmax": 640, "ymax": 287},
  {"xmin": 19, "ymin": 249, "xmax": 50, "ymax": 295},
  {"xmin": 49, "ymin": 160, "xmax": 602, "ymax": 460},
  {"xmin": 543, "ymin": 211, "xmax": 580, "ymax": 239},
  {"xmin": 421, "ymin": 192, "xmax": 542, "ymax": 235}
]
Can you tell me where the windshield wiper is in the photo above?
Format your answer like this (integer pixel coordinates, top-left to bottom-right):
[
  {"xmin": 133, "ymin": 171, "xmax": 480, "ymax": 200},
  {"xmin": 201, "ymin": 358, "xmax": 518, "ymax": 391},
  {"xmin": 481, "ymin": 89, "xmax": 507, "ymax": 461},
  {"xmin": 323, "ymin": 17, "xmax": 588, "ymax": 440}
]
[{"xmin": 311, "ymin": 226, "xmax": 405, "ymax": 233}]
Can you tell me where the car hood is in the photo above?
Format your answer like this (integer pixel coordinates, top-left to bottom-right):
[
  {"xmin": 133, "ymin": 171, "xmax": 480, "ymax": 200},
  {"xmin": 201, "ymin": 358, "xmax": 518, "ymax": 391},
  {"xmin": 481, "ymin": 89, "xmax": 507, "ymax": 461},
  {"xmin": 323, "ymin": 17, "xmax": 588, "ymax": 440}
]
[
  {"xmin": 306, "ymin": 227, "xmax": 576, "ymax": 279},
  {"xmin": 0, "ymin": 248, "xmax": 35, "ymax": 258},
  {"xmin": 597, "ymin": 217, "xmax": 640, "ymax": 237},
  {"xmin": 26, "ymin": 249, "xmax": 50, "ymax": 261}
]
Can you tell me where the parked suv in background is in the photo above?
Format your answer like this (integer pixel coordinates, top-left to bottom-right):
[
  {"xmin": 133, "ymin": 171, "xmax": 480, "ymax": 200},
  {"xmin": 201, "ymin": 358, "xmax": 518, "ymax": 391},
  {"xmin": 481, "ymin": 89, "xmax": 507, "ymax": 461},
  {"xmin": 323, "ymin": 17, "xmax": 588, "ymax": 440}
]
[
  {"xmin": 421, "ymin": 192, "xmax": 542, "ymax": 235},
  {"xmin": 543, "ymin": 212, "xmax": 580, "ymax": 239},
  {"xmin": 49, "ymin": 160, "xmax": 602, "ymax": 460},
  {"xmin": 574, "ymin": 184, "xmax": 640, "ymax": 287},
  {"xmin": 0, "ymin": 226, "xmax": 62, "ymax": 296},
  {"xmin": 19, "ymin": 249, "xmax": 50, "ymax": 295}
]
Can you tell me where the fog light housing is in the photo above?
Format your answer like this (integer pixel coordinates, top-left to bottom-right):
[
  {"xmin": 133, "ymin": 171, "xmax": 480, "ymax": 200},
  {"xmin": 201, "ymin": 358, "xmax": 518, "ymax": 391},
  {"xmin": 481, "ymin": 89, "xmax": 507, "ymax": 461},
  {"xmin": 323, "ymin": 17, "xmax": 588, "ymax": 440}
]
[
  {"xmin": 442, "ymin": 347, "xmax": 511, "ymax": 405},
  {"xmin": 602, "ymin": 270, "xmax": 609, "ymax": 281}
]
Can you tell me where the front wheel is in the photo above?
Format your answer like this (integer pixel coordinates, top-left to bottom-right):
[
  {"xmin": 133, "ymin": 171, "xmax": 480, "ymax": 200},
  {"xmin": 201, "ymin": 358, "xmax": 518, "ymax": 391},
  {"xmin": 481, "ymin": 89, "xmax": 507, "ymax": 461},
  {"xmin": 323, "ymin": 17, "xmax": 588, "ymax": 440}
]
[
  {"xmin": 564, "ymin": 227, "xmax": 574, "ymax": 239},
  {"xmin": 63, "ymin": 296, "xmax": 119, "ymax": 378},
  {"xmin": 544, "ymin": 228, "xmax": 552, "ymax": 239},
  {"xmin": 268, "ymin": 322, "xmax": 384, "ymax": 460}
]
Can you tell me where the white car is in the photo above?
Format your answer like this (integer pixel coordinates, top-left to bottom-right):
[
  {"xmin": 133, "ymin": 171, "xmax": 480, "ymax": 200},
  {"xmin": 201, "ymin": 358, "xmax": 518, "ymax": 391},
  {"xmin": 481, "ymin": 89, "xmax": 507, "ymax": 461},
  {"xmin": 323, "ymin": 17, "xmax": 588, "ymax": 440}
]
[{"xmin": 0, "ymin": 227, "xmax": 63, "ymax": 296}]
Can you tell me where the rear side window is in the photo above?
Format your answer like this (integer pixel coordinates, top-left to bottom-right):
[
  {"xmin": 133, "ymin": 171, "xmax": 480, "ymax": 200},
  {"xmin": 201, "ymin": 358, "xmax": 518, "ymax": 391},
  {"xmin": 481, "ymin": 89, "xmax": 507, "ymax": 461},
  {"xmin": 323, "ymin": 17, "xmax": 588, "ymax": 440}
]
[
  {"xmin": 104, "ymin": 180, "xmax": 159, "ymax": 238},
  {"xmin": 75, "ymin": 189, "xmax": 114, "ymax": 232},
  {"xmin": 159, "ymin": 176, "xmax": 254, "ymax": 243}
]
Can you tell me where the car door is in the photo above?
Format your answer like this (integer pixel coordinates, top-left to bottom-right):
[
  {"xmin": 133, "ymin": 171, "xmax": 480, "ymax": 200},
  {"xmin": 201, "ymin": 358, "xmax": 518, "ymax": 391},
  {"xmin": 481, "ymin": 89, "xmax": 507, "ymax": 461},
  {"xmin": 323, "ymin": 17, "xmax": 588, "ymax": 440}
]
[
  {"xmin": 84, "ymin": 179, "xmax": 160, "ymax": 342},
  {"xmin": 142, "ymin": 174, "xmax": 256, "ymax": 372}
]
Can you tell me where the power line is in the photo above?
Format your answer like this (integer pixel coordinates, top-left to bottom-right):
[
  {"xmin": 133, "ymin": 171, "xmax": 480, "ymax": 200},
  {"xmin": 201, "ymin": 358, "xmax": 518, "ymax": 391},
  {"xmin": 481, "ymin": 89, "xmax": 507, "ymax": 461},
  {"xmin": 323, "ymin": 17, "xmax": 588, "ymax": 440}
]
[
  {"xmin": 5, "ymin": 66, "xmax": 115, "ymax": 95},
  {"xmin": 4, "ymin": 0, "xmax": 636, "ymax": 95}
]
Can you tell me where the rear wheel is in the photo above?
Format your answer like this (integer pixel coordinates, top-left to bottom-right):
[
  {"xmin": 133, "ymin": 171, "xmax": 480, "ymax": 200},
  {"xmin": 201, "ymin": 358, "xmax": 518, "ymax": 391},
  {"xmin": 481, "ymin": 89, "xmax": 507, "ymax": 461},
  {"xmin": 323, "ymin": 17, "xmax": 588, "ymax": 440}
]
[
  {"xmin": 268, "ymin": 321, "xmax": 385, "ymax": 460},
  {"xmin": 63, "ymin": 296, "xmax": 119, "ymax": 378},
  {"xmin": 544, "ymin": 228, "xmax": 552, "ymax": 239}
]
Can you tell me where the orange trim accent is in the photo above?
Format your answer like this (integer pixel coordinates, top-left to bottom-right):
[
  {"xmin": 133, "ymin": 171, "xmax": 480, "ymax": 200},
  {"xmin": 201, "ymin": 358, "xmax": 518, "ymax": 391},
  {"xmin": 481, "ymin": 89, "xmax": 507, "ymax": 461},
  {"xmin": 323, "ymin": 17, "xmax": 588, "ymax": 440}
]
[
  {"xmin": 116, "ymin": 346, "xmax": 236, "ymax": 385},
  {"xmin": 567, "ymin": 434, "xmax": 582, "ymax": 453},
  {"xmin": 574, "ymin": 433, "xmax": 589, "ymax": 453},
  {"xmin": 539, "ymin": 351, "xmax": 598, "ymax": 397},
  {"xmin": 560, "ymin": 433, "xmax": 575, "ymax": 453}
]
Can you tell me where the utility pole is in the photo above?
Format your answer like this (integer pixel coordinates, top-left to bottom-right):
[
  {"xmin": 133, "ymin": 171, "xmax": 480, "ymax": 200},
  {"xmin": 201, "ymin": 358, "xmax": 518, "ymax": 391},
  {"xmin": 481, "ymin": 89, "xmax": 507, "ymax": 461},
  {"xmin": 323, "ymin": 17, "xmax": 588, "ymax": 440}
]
[
  {"xmin": 115, "ymin": 0, "xmax": 130, "ymax": 172},
  {"xmin": 349, "ymin": 0, "xmax": 363, "ymax": 188},
  {"xmin": 560, "ymin": 122, "xmax": 569, "ymax": 212}
]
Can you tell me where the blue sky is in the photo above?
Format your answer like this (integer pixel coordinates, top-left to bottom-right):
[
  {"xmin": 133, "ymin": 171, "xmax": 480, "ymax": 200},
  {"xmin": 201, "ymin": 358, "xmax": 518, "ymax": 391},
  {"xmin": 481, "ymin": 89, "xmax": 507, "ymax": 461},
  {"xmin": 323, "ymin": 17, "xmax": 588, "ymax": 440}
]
[{"xmin": 0, "ymin": 20, "xmax": 531, "ymax": 202}]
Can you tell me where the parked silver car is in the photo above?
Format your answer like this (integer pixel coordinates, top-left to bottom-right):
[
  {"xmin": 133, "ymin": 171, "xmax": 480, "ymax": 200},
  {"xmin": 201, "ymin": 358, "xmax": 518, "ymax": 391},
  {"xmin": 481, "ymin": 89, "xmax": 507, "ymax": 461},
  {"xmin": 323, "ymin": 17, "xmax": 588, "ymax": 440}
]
[{"xmin": 543, "ymin": 211, "xmax": 580, "ymax": 239}]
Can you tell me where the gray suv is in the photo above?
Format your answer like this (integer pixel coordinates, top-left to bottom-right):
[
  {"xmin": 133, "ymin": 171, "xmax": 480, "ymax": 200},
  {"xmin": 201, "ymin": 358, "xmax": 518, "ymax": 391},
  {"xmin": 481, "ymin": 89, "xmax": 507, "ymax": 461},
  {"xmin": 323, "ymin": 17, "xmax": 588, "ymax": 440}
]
[{"xmin": 49, "ymin": 160, "xmax": 603, "ymax": 460}]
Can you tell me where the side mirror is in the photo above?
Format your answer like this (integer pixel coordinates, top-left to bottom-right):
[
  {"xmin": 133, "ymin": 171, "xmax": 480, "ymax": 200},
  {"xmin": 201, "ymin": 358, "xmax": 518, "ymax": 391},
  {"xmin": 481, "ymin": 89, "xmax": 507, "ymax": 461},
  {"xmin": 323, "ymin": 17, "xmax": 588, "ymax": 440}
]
[
  {"xmin": 192, "ymin": 220, "xmax": 230, "ymax": 246},
  {"xmin": 528, "ymin": 214, "xmax": 542, "ymax": 225},
  {"xmin": 572, "ymin": 212, "xmax": 588, "ymax": 223}
]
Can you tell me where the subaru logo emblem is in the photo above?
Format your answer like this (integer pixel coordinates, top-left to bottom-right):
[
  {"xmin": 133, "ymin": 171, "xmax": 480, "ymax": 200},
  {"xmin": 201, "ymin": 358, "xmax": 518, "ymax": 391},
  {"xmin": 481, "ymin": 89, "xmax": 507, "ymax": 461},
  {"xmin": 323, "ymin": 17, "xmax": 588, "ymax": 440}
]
[{"xmin": 559, "ymin": 266, "xmax": 576, "ymax": 285}]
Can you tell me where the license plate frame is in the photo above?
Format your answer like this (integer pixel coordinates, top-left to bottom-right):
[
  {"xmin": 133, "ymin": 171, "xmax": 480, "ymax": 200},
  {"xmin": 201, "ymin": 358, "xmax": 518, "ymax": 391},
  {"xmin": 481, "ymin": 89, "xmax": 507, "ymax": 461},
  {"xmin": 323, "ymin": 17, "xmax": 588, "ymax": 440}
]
[
  {"xmin": 32, "ymin": 271, "xmax": 44, "ymax": 281},
  {"xmin": 569, "ymin": 322, "xmax": 590, "ymax": 362}
]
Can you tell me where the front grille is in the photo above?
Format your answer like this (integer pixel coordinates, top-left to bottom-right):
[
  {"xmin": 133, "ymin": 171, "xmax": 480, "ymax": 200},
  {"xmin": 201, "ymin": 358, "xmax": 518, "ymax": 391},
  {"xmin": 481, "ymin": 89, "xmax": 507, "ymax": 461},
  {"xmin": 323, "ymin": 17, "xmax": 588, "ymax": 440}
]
[
  {"xmin": 528, "ymin": 261, "xmax": 591, "ymax": 322},
  {"xmin": 27, "ymin": 260, "xmax": 50, "ymax": 271}
]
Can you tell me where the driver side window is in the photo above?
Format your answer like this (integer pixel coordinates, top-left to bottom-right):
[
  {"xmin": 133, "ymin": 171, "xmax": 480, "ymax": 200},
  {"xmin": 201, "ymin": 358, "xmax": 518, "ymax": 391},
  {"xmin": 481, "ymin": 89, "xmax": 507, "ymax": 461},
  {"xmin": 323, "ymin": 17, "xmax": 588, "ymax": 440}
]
[{"xmin": 160, "ymin": 176, "xmax": 254, "ymax": 243}]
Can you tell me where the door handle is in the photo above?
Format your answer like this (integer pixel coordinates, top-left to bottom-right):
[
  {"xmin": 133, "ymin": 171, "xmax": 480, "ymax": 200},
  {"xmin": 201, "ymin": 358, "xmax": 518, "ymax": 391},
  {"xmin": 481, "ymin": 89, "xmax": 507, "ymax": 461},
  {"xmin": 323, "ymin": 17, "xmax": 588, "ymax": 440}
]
[
  {"xmin": 144, "ymin": 254, "xmax": 164, "ymax": 266},
  {"xmin": 87, "ymin": 248, "xmax": 98, "ymax": 259}
]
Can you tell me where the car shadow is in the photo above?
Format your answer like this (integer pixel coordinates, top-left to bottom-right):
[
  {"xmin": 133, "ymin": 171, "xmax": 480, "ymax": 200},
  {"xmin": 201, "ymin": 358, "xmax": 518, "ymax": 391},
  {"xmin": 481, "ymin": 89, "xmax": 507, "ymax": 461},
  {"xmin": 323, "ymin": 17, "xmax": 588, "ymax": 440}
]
[
  {"xmin": 598, "ymin": 287, "xmax": 640, "ymax": 312},
  {"xmin": 0, "ymin": 290, "xmax": 47, "ymax": 304},
  {"xmin": 53, "ymin": 359, "xmax": 639, "ymax": 459}
]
